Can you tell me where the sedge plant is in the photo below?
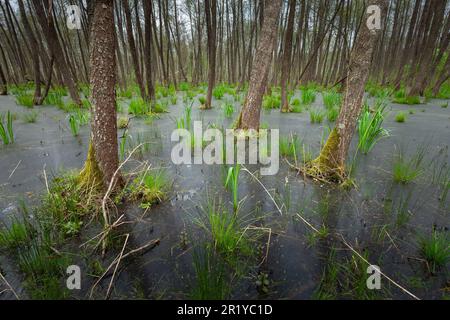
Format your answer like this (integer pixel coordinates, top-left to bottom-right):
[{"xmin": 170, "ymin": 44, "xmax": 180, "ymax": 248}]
[
  {"xmin": 0, "ymin": 111, "xmax": 14, "ymax": 144},
  {"xmin": 357, "ymin": 103, "xmax": 389, "ymax": 154},
  {"xmin": 225, "ymin": 164, "xmax": 241, "ymax": 213}
]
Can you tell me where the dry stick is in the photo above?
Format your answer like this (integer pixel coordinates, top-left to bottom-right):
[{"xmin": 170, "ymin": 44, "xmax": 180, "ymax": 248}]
[
  {"xmin": 241, "ymin": 165, "xmax": 420, "ymax": 300},
  {"xmin": 117, "ymin": 238, "xmax": 160, "ymax": 261},
  {"xmin": 43, "ymin": 163, "xmax": 49, "ymax": 193},
  {"xmin": 106, "ymin": 233, "xmax": 129, "ymax": 299},
  {"xmin": 241, "ymin": 166, "xmax": 283, "ymax": 215},
  {"xmin": 89, "ymin": 238, "xmax": 160, "ymax": 298},
  {"xmin": 100, "ymin": 143, "xmax": 146, "ymax": 254},
  {"xmin": 295, "ymin": 213, "xmax": 320, "ymax": 234},
  {"xmin": 8, "ymin": 159, "xmax": 21, "ymax": 179},
  {"xmin": 0, "ymin": 271, "xmax": 19, "ymax": 300},
  {"xmin": 95, "ymin": 214, "xmax": 126, "ymax": 254},
  {"xmin": 339, "ymin": 234, "xmax": 420, "ymax": 300}
]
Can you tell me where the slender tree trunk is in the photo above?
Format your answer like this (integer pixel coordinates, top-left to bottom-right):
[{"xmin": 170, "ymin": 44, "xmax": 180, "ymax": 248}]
[
  {"xmin": 143, "ymin": 0, "xmax": 155, "ymax": 100},
  {"xmin": 280, "ymin": 0, "xmax": 296, "ymax": 112},
  {"xmin": 204, "ymin": 0, "xmax": 217, "ymax": 109},
  {"xmin": 79, "ymin": 0, "xmax": 122, "ymax": 192},
  {"xmin": 236, "ymin": 0, "xmax": 282, "ymax": 130},
  {"xmin": 40, "ymin": 55, "xmax": 54, "ymax": 103},
  {"xmin": 306, "ymin": 0, "xmax": 386, "ymax": 182},
  {"xmin": 0, "ymin": 62, "xmax": 7, "ymax": 95},
  {"xmin": 31, "ymin": 0, "xmax": 81, "ymax": 106},
  {"xmin": 18, "ymin": 0, "xmax": 42, "ymax": 104},
  {"xmin": 122, "ymin": 0, "xmax": 147, "ymax": 101},
  {"xmin": 432, "ymin": 58, "xmax": 450, "ymax": 97},
  {"xmin": 408, "ymin": 0, "xmax": 446, "ymax": 96}
]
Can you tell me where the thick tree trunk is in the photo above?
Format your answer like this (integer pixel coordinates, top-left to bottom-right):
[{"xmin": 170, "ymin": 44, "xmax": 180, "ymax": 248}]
[
  {"xmin": 307, "ymin": 0, "xmax": 386, "ymax": 182},
  {"xmin": 236, "ymin": 0, "xmax": 282, "ymax": 130},
  {"xmin": 204, "ymin": 0, "xmax": 217, "ymax": 109},
  {"xmin": 280, "ymin": 0, "xmax": 296, "ymax": 113},
  {"xmin": 80, "ymin": 0, "xmax": 122, "ymax": 192}
]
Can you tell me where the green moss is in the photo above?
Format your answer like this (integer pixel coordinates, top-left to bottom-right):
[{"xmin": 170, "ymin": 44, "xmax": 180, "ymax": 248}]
[
  {"xmin": 78, "ymin": 142, "xmax": 103, "ymax": 191},
  {"xmin": 305, "ymin": 128, "xmax": 343, "ymax": 181}
]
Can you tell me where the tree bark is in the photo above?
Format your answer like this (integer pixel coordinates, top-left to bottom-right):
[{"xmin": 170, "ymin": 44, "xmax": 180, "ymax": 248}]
[
  {"xmin": 204, "ymin": 0, "xmax": 217, "ymax": 109},
  {"xmin": 143, "ymin": 0, "xmax": 155, "ymax": 100},
  {"xmin": 236, "ymin": 0, "xmax": 282, "ymax": 130},
  {"xmin": 18, "ymin": 0, "xmax": 42, "ymax": 104},
  {"xmin": 0, "ymin": 62, "xmax": 7, "ymax": 95},
  {"xmin": 280, "ymin": 0, "xmax": 296, "ymax": 112},
  {"xmin": 31, "ymin": 0, "xmax": 81, "ymax": 106},
  {"xmin": 307, "ymin": 0, "xmax": 386, "ymax": 181},
  {"xmin": 80, "ymin": 0, "xmax": 122, "ymax": 192},
  {"xmin": 122, "ymin": 0, "xmax": 147, "ymax": 101}
]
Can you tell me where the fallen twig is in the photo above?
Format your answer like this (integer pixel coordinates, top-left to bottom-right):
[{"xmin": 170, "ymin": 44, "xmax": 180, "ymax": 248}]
[
  {"xmin": 0, "ymin": 271, "xmax": 19, "ymax": 300},
  {"xmin": 106, "ymin": 233, "xmax": 129, "ymax": 299},
  {"xmin": 243, "ymin": 164, "xmax": 420, "ymax": 300},
  {"xmin": 89, "ymin": 237, "xmax": 160, "ymax": 299},
  {"xmin": 8, "ymin": 160, "xmax": 21, "ymax": 180},
  {"xmin": 100, "ymin": 143, "xmax": 146, "ymax": 254}
]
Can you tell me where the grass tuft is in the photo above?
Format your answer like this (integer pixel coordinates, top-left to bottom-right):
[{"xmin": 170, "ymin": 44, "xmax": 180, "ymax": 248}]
[
  {"xmin": 15, "ymin": 93, "xmax": 34, "ymax": 108},
  {"xmin": 420, "ymin": 230, "xmax": 449, "ymax": 273},
  {"xmin": 222, "ymin": 102, "xmax": 234, "ymax": 118},
  {"xmin": 23, "ymin": 110, "xmax": 38, "ymax": 123},
  {"xmin": 357, "ymin": 103, "xmax": 389, "ymax": 154},
  {"xmin": 322, "ymin": 91, "xmax": 341, "ymax": 110},
  {"xmin": 393, "ymin": 147, "xmax": 425, "ymax": 184},
  {"xmin": 302, "ymin": 89, "xmax": 316, "ymax": 105},
  {"xmin": 309, "ymin": 109, "xmax": 325, "ymax": 123},
  {"xmin": 129, "ymin": 98, "xmax": 150, "ymax": 116},
  {"xmin": 0, "ymin": 110, "xmax": 14, "ymax": 144},
  {"xmin": 395, "ymin": 111, "xmax": 407, "ymax": 123},
  {"xmin": 129, "ymin": 169, "xmax": 170, "ymax": 208}
]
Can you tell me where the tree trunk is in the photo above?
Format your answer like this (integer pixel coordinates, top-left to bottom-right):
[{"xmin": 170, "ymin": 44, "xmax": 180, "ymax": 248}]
[
  {"xmin": 143, "ymin": 0, "xmax": 155, "ymax": 100},
  {"xmin": 306, "ymin": 0, "xmax": 386, "ymax": 182},
  {"xmin": 122, "ymin": 0, "xmax": 147, "ymax": 101},
  {"xmin": 280, "ymin": 0, "xmax": 296, "ymax": 113},
  {"xmin": 432, "ymin": 58, "xmax": 450, "ymax": 97},
  {"xmin": 236, "ymin": 0, "xmax": 282, "ymax": 130},
  {"xmin": 79, "ymin": 0, "xmax": 122, "ymax": 192},
  {"xmin": 0, "ymin": 62, "xmax": 7, "ymax": 95},
  {"xmin": 407, "ymin": 0, "xmax": 446, "ymax": 96},
  {"xmin": 18, "ymin": 0, "xmax": 42, "ymax": 104},
  {"xmin": 31, "ymin": 0, "xmax": 81, "ymax": 106},
  {"xmin": 204, "ymin": 0, "xmax": 217, "ymax": 109}
]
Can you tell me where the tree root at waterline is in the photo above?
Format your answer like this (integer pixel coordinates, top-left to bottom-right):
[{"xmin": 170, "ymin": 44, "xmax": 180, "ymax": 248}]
[{"xmin": 289, "ymin": 128, "xmax": 348, "ymax": 185}]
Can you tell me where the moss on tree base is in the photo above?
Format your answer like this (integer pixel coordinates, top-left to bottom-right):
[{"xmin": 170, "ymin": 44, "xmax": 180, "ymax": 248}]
[
  {"xmin": 303, "ymin": 128, "xmax": 346, "ymax": 183},
  {"xmin": 78, "ymin": 141, "xmax": 103, "ymax": 192},
  {"xmin": 280, "ymin": 107, "xmax": 293, "ymax": 113},
  {"xmin": 199, "ymin": 104, "xmax": 211, "ymax": 110}
]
